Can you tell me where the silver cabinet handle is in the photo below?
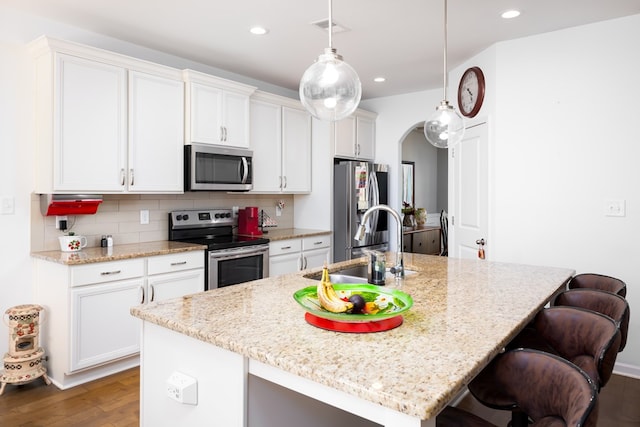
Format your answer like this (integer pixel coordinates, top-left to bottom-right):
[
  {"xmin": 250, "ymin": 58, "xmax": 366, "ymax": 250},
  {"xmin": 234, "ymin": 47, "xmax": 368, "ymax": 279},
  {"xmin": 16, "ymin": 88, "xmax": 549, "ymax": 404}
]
[
  {"xmin": 139, "ymin": 285, "xmax": 145, "ymax": 304},
  {"xmin": 129, "ymin": 168, "xmax": 134, "ymax": 186},
  {"xmin": 149, "ymin": 284, "xmax": 155, "ymax": 302},
  {"xmin": 100, "ymin": 270, "xmax": 121, "ymax": 275},
  {"xmin": 120, "ymin": 168, "xmax": 125, "ymax": 186},
  {"xmin": 281, "ymin": 246, "xmax": 292, "ymax": 250},
  {"xmin": 283, "ymin": 176, "xmax": 287, "ymax": 189},
  {"xmin": 170, "ymin": 261, "xmax": 187, "ymax": 266},
  {"xmin": 313, "ymin": 241, "xmax": 323, "ymax": 246}
]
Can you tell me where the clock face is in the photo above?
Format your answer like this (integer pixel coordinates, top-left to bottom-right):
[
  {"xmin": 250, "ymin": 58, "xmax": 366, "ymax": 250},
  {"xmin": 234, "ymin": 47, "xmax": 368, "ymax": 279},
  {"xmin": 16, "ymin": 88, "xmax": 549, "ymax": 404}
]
[{"xmin": 458, "ymin": 67, "xmax": 485, "ymax": 118}]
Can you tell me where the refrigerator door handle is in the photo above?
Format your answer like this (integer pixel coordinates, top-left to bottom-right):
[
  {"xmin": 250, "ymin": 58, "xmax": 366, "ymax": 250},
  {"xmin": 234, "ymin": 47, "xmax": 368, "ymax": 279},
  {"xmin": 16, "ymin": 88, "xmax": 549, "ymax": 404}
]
[{"xmin": 368, "ymin": 170, "xmax": 380, "ymax": 233}]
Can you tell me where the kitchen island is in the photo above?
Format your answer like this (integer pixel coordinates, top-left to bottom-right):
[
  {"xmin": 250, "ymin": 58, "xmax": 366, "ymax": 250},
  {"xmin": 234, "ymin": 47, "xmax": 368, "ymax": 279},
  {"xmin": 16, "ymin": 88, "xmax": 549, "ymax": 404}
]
[{"xmin": 131, "ymin": 253, "xmax": 573, "ymax": 427}]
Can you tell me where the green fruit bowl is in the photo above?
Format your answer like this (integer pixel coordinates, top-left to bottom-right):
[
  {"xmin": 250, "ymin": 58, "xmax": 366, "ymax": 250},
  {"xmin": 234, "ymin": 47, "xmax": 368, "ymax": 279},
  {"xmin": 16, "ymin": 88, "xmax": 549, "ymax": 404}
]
[{"xmin": 293, "ymin": 283, "xmax": 413, "ymax": 322}]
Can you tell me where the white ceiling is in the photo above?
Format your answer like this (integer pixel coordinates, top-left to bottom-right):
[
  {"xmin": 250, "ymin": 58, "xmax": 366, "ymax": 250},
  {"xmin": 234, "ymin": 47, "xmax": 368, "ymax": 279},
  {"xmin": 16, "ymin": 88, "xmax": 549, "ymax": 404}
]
[{"xmin": 7, "ymin": 0, "xmax": 640, "ymax": 99}]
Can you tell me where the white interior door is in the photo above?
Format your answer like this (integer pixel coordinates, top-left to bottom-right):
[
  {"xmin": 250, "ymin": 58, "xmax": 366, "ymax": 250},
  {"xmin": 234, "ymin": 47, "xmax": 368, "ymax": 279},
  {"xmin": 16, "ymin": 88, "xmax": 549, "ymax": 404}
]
[{"xmin": 451, "ymin": 122, "xmax": 488, "ymax": 259}]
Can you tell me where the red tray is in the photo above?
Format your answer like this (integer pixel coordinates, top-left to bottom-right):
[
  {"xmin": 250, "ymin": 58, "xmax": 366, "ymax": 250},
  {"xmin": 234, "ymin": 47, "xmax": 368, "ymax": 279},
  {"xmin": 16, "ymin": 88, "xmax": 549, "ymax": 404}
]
[{"xmin": 304, "ymin": 312, "xmax": 403, "ymax": 333}]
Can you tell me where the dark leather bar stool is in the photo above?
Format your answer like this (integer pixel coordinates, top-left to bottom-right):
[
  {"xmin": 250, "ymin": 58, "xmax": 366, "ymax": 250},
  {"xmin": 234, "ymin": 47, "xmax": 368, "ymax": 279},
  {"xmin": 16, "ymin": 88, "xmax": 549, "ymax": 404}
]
[
  {"xmin": 567, "ymin": 273, "xmax": 627, "ymax": 297},
  {"xmin": 506, "ymin": 306, "xmax": 621, "ymax": 390},
  {"xmin": 437, "ymin": 348, "xmax": 599, "ymax": 427},
  {"xmin": 553, "ymin": 288, "xmax": 630, "ymax": 352}
]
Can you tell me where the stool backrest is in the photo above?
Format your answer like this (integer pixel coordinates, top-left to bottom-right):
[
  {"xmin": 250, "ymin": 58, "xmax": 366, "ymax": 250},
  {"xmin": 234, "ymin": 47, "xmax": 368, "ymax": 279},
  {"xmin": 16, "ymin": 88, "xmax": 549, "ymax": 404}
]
[
  {"xmin": 568, "ymin": 273, "xmax": 627, "ymax": 298},
  {"xmin": 533, "ymin": 306, "xmax": 621, "ymax": 388},
  {"xmin": 554, "ymin": 288, "xmax": 630, "ymax": 352},
  {"xmin": 473, "ymin": 349, "xmax": 599, "ymax": 427}
]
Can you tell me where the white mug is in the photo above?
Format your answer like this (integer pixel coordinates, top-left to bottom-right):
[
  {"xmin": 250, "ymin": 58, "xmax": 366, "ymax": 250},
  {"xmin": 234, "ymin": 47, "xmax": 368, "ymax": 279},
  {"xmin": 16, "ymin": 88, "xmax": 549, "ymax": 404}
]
[{"xmin": 58, "ymin": 235, "xmax": 88, "ymax": 252}]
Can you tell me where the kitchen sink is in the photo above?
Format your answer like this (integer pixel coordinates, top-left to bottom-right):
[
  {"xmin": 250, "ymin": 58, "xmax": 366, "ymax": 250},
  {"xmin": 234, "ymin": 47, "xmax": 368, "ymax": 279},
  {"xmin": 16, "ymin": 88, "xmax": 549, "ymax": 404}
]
[{"xmin": 305, "ymin": 263, "xmax": 416, "ymax": 284}]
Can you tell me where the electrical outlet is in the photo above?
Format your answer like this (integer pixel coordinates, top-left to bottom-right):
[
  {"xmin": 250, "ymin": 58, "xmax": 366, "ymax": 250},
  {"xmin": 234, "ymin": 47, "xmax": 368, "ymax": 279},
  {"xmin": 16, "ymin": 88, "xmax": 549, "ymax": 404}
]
[
  {"xmin": 605, "ymin": 200, "xmax": 626, "ymax": 217},
  {"xmin": 56, "ymin": 216, "xmax": 68, "ymax": 229},
  {"xmin": 140, "ymin": 209, "xmax": 149, "ymax": 224},
  {"xmin": 166, "ymin": 372, "xmax": 197, "ymax": 405}
]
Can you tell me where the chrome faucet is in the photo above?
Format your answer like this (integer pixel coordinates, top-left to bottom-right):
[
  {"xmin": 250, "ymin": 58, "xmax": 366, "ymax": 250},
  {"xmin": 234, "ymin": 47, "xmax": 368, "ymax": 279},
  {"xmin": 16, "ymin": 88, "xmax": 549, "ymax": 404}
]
[{"xmin": 354, "ymin": 204, "xmax": 404, "ymax": 279}]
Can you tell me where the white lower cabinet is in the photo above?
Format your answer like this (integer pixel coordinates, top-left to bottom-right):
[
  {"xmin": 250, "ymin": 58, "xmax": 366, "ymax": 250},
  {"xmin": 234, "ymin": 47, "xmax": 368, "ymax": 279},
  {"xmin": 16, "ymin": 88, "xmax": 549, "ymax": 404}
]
[
  {"xmin": 70, "ymin": 278, "xmax": 143, "ymax": 372},
  {"xmin": 34, "ymin": 250, "xmax": 204, "ymax": 389},
  {"xmin": 269, "ymin": 234, "xmax": 330, "ymax": 277}
]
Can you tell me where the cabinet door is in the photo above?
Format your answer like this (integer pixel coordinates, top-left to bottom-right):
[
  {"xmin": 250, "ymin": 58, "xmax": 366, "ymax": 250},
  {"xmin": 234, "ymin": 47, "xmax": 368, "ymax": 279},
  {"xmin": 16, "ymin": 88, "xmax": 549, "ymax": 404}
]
[
  {"xmin": 190, "ymin": 82, "xmax": 223, "ymax": 144},
  {"xmin": 282, "ymin": 106, "xmax": 312, "ymax": 193},
  {"xmin": 147, "ymin": 269, "xmax": 205, "ymax": 303},
  {"xmin": 129, "ymin": 71, "xmax": 184, "ymax": 192},
  {"xmin": 269, "ymin": 253, "xmax": 302, "ymax": 277},
  {"xmin": 356, "ymin": 116, "xmax": 375, "ymax": 160},
  {"xmin": 302, "ymin": 248, "xmax": 330, "ymax": 271},
  {"xmin": 250, "ymin": 100, "xmax": 282, "ymax": 192},
  {"xmin": 55, "ymin": 53, "xmax": 127, "ymax": 192},
  {"xmin": 334, "ymin": 116, "xmax": 356, "ymax": 158},
  {"xmin": 402, "ymin": 234, "xmax": 413, "ymax": 253},
  {"xmin": 70, "ymin": 279, "xmax": 143, "ymax": 372},
  {"xmin": 223, "ymin": 90, "xmax": 250, "ymax": 148},
  {"xmin": 425, "ymin": 229, "xmax": 441, "ymax": 255}
]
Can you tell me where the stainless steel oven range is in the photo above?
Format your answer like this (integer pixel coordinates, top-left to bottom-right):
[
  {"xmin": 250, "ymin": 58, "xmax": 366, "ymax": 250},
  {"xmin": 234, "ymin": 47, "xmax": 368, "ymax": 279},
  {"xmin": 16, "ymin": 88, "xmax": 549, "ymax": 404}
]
[{"xmin": 168, "ymin": 209, "xmax": 269, "ymax": 290}]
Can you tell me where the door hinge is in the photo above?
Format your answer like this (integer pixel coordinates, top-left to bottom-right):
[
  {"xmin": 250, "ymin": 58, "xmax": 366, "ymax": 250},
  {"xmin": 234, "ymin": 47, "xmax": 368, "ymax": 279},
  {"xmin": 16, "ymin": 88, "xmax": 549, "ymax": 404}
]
[
  {"xmin": 451, "ymin": 148, "xmax": 455, "ymax": 158},
  {"xmin": 451, "ymin": 215, "xmax": 454, "ymax": 225}
]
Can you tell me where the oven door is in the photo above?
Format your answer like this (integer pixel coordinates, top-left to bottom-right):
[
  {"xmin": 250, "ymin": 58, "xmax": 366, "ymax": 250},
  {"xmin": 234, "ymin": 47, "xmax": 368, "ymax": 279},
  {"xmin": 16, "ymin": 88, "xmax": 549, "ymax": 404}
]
[{"xmin": 208, "ymin": 244, "xmax": 269, "ymax": 290}]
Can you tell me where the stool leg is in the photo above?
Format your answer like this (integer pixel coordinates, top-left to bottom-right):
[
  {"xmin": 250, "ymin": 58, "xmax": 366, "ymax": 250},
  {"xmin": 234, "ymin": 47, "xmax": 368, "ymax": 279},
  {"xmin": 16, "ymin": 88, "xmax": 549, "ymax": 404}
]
[
  {"xmin": 511, "ymin": 409, "xmax": 530, "ymax": 427},
  {"xmin": 42, "ymin": 373, "xmax": 51, "ymax": 386},
  {"xmin": 0, "ymin": 382, "xmax": 6, "ymax": 396}
]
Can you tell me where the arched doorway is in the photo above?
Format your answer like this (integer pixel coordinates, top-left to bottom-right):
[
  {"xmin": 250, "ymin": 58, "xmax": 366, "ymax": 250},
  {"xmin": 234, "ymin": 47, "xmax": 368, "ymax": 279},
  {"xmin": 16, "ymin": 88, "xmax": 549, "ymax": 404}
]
[{"xmin": 399, "ymin": 125, "xmax": 448, "ymax": 226}]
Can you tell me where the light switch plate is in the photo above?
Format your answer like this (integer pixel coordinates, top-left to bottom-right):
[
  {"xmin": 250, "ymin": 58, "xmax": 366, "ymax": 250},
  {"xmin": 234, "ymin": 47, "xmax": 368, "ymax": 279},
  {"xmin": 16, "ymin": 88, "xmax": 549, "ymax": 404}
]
[
  {"xmin": 1, "ymin": 196, "xmax": 14, "ymax": 215},
  {"xmin": 605, "ymin": 200, "xmax": 626, "ymax": 217}
]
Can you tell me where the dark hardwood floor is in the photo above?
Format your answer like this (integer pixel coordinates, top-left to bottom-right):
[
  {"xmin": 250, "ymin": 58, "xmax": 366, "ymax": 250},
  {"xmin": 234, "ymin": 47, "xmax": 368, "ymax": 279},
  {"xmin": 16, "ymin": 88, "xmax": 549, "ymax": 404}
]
[{"xmin": 0, "ymin": 368, "xmax": 638, "ymax": 426}]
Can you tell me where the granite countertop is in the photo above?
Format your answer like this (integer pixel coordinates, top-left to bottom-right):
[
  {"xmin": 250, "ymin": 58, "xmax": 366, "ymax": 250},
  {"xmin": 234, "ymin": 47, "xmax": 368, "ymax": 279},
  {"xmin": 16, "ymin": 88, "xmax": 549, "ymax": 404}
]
[
  {"xmin": 31, "ymin": 241, "xmax": 206, "ymax": 265},
  {"xmin": 260, "ymin": 228, "xmax": 331, "ymax": 241},
  {"xmin": 130, "ymin": 253, "xmax": 573, "ymax": 420}
]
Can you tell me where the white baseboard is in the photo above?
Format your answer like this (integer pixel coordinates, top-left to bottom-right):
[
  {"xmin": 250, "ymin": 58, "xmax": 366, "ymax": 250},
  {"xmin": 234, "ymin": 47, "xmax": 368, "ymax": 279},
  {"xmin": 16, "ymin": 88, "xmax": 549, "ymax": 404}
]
[{"xmin": 613, "ymin": 361, "xmax": 640, "ymax": 379}]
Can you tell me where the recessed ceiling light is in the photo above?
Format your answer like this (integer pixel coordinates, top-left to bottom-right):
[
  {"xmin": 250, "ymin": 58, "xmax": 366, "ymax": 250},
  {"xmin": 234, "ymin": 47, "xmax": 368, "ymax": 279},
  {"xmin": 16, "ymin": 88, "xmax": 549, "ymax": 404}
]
[
  {"xmin": 249, "ymin": 26, "xmax": 269, "ymax": 35},
  {"xmin": 501, "ymin": 10, "xmax": 521, "ymax": 19},
  {"xmin": 374, "ymin": 77, "xmax": 386, "ymax": 83}
]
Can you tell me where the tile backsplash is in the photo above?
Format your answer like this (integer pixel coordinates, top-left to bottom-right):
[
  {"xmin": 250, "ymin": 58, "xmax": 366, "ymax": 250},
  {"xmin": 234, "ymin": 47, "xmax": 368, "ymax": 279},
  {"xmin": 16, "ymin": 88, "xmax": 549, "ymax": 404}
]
[{"xmin": 31, "ymin": 192, "xmax": 294, "ymax": 252}]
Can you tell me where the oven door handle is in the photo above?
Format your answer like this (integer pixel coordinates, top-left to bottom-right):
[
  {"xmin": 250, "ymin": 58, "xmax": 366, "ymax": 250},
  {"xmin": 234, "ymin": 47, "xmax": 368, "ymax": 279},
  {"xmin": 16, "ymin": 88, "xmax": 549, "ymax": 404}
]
[{"xmin": 209, "ymin": 245, "xmax": 269, "ymax": 261}]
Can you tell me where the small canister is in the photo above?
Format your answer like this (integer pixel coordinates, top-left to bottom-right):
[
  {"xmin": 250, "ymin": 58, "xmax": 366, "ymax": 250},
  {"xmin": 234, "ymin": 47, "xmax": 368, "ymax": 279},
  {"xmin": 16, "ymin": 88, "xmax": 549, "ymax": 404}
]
[{"xmin": 368, "ymin": 251, "xmax": 386, "ymax": 285}]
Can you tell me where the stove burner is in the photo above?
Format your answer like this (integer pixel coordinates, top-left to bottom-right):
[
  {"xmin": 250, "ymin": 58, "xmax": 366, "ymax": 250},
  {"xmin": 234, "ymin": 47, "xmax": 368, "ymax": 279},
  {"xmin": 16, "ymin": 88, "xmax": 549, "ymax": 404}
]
[{"xmin": 168, "ymin": 208, "xmax": 270, "ymax": 250}]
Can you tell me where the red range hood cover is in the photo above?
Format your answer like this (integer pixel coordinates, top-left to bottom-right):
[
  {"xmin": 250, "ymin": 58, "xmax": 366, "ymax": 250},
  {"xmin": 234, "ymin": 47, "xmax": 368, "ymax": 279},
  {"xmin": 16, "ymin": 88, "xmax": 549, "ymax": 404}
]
[{"xmin": 40, "ymin": 194, "xmax": 103, "ymax": 216}]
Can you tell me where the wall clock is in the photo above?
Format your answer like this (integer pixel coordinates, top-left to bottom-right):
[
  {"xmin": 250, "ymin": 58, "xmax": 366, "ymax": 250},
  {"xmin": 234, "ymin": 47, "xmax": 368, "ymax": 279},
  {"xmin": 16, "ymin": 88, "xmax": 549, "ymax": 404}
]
[{"xmin": 457, "ymin": 66, "xmax": 485, "ymax": 118}]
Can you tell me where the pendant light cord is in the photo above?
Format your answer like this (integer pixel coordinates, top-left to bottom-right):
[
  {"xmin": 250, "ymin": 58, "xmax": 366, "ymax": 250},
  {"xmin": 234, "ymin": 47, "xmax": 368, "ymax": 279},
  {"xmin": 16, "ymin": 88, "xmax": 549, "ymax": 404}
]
[
  {"xmin": 442, "ymin": 0, "xmax": 448, "ymax": 101},
  {"xmin": 328, "ymin": 0, "xmax": 333, "ymax": 49}
]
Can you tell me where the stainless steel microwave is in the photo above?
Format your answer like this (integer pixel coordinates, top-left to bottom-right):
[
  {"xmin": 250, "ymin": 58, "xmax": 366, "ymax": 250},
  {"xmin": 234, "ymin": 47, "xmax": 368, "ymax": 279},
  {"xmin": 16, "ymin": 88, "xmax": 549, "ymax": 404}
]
[{"xmin": 184, "ymin": 143, "xmax": 253, "ymax": 191}]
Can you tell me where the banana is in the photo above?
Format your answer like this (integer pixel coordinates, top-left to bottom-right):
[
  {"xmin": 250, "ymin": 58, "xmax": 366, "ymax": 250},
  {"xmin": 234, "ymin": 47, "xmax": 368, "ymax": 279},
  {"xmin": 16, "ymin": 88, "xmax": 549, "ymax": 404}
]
[{"xmin": 317, "ymin": 265, "xmax": 353, "ymax": 313}]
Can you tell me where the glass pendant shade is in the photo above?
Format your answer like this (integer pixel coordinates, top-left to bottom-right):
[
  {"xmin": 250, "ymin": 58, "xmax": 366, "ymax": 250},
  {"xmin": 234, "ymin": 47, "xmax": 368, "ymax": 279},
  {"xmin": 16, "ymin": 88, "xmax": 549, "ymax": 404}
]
[
  {"xmin": 299, "ymin": 48, "xmax": 362, "ymax": 121},
  {"xmin": 424, "ymin": 100, "xmax": 465, "ymax": 148}
]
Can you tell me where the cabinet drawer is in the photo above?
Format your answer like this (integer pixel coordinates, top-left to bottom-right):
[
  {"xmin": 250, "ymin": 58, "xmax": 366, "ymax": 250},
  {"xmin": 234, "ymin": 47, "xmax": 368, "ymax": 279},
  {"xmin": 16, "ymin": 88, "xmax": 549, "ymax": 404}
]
[
  {"xmin": 147, "ymin": 251, "xmax": 205, "ymax": 276},
  {"xmin": 269, "ymin": 239, "xmax": 301, "ymax": 256},
  {"xmin": 70, "ymin": 259, "xmax": 145, "ymax": 287},
  {"xmin": 302, "ymin": 234, "xmax": 330, "ymax": 251}
]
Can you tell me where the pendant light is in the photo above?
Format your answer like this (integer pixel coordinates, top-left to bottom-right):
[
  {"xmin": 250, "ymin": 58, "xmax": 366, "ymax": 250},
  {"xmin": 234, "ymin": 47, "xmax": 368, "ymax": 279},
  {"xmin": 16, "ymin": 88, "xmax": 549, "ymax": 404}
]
[
  {"xmin": 424, "ymin": 0, "xmax": 465, "ymax": 148},
  {"xmin": 299, "ymin": 0, "xmax": 362, "ymax": 121}
]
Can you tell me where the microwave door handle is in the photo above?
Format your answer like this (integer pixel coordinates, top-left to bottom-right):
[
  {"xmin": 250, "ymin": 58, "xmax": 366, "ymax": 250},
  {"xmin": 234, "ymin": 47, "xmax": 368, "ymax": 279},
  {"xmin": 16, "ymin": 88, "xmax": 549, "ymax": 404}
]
[{"xmin": 241, "ymin": 157, "xmax": 249, "ymax": 184}]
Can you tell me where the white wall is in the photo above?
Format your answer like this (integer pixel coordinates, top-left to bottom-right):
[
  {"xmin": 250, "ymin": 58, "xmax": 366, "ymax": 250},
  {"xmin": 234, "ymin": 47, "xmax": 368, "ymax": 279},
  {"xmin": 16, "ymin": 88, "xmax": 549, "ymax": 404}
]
[
  {"xmin": 364, "ymin": 14, "xmax": 640, "ymax": 376},
  {"xmin": 491, "ymin": 14, "xmax": 640, "ymax": 374}
]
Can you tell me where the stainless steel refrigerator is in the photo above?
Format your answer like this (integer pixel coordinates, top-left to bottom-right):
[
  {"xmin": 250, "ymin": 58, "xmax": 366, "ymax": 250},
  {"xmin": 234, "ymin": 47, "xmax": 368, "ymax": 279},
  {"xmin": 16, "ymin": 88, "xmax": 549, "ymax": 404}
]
[{"xmin": 333, "ymin": 160, "xmax": 389, "ymax": 262}]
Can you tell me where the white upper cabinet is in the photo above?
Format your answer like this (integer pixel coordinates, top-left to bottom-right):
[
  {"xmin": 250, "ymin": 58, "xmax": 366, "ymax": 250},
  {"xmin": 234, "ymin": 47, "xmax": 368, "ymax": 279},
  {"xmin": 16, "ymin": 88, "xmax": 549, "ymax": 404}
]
[
  {"xmin": 30, "ymin": 36, "xmax": 184, "ymax": 194},
  {"xmin": 128, "ymin": 71, "xmax": 184, "ymax": 192},
  {"xmin": 183, "ymin": 69, "xmax": 256, "ymax": 148},
  {"xmin": 333, "ymin": 109, "xmax": 377, "ymax": 160},
  {"xmin": 250, "ymin": 92, "xmax": 311, "ymax": 193}
]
